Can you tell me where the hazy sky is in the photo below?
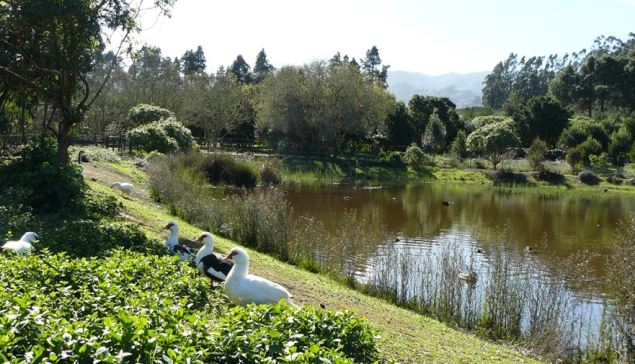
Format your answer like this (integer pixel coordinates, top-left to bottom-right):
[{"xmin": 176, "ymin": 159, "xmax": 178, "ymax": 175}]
[{"xmin": 134, "ymin": 0, "xmax": 635, "ymax": 76}]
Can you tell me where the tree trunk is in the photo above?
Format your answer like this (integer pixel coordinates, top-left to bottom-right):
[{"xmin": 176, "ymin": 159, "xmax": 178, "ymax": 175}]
[{"xmin": 56, "ymin": 122, "xmax": 75, "ymax": 166}]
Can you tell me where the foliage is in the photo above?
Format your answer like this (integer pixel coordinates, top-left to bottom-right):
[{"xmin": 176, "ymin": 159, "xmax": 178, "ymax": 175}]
[
  {"xmin": 210, "ymin": 303, "xmax": 381, "ymax": 363},
  {"xmin": 181, "ymin": 69, "xmax": 250, "ymax": 150},
  {"xmin": 450, "ymin": 129, "xmax": 469, "ymax": 161},
  {"xmin": 526, "ymin": 138, "xmax": 548, "ymax": 171},
  {"xmin": 361, "ymin": 46, "xmax": 390, "ymax": 89},
  {"xmin": 402, "ymin": 143, "xmax": 427, "ymax": 167},
  {"xmin": 379, "ymin": 151, "xmax": 405, "ymax": 167},
  {"xmin": 466, "ymin": 118, "xmax": 522, "ymax": 170},
  {"xmin": 608, "ymin": 128, "xmax": 632, "ymax": 168},
  {"xmin": 421, "ymin": 112, "xmax": 447, "ymax": 162},
  {"xmin": 127, "ymin": 118, "xmax": 194, "ymax": 154},
  {"xmin": 0, "ymin": 0, "xmax": 174, "ymax": 166},
  {"xmin": 178, "ymin": 153, "xmax": 258, "ymax": 188},
  {"xmin": 576, "ymin": 171, "xmax": 601, "ymax": 184},
  {"xmin": 181, "ymin": 46, "xmax": 207, "ymax": 76},
  {"xmin": 408, "ymin": 95, "xmax": 460, "ymax": 150},
  {"xmin": 514, "ymin": 95, "xmax": 571, "ymax": 147},
  {"xmin": 566, "ymin": 147, "xmax": 585, "ymax": 174},
  {"xmin": 253, "ymin": 61, "xmax": 394, "ymax": 156},
  {"xmin": 127, "ymin": 104, "xmax": 174, "ymax": 127},
  {"xmin": 0, "ymin": 250, "xmax": 222, "ymax": 363},
  {"xmin": 0, "ymin": 137, "xmax": 84, "ymax": 213}
]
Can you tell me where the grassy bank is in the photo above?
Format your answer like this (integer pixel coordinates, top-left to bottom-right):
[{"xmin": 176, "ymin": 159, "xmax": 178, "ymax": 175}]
[{"xmin": 76, "ymin": 155, "xmax": 540, "ymax": 363}]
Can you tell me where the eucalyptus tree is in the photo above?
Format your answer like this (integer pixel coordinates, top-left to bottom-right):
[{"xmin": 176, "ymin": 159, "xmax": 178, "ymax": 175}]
[
  {"xmin": 181, "ymin": 68, "xmax": 250, "ymax": 150},
  {"xmin": 0, "ymin": 0, "xmax": 174, "ymax": 165}
]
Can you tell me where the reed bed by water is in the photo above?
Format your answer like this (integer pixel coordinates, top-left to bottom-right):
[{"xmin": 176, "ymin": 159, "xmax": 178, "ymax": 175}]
[{"xmin": 146, "ymin": 153, "xmax": 632, "ymax": 363}]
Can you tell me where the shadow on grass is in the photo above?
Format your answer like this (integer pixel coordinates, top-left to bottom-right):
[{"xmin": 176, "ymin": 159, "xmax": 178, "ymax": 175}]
[
  {"xmin": 488, "ymin": 169, "xmax": 535, "ymax": 187},
  {"xmin": 533, "ymin": 170, "xmax": 572, "ymax": 187}
]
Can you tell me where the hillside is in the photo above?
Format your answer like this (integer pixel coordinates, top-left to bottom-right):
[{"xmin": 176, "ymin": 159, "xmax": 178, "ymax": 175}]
[{"xmin": 387, "ymin": 70, "xmax": 488, "ymax": 108}]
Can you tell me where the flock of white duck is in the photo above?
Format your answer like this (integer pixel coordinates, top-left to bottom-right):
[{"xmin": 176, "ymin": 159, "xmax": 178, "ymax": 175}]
[
  {"xmin": 1, "ymin": 221, "xmax": 296, "ymax": 307},
  {"xmin": 162, "ymin": 221, "xmax": 296, "ymax": 306}
]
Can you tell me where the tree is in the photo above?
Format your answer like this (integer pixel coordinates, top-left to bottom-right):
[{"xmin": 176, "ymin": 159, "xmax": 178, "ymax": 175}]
[
  {"xmin": 253, "ymin": 61, "xmax": 393, "ymax": 155},
  {"xmin": 181, "ymin": 68, "xmax": 250, "ymax": 150},
  {"xmin": 450, "ymin": 129, "xmax": 468, "ymax": 161},
  {"xmin": 382, "ymin": 101, "xmax": 415, "ymax": 150},
  {"xmin": 515, "ymin": 95, "xmax": 571, "ymax": 147},
  {"xmin": 466, "ymin": 118, "xmax": 522, "ymax": 170},
  {"xmin": 548, "ymin": 65, "xmax": 580, "ymax": 108},
  {"xmin": 608, "ymin": 128, "xmax": 632, "ymax": 168},
  {"xmin": 421, "ymin": 112, "xmax": 446, "ymax": 163},
  {"xmin": 0, "ymin": 0, "xmax": 174, "ymax": 166},
  {"xmin": 361, "ymin": 46, "xmax": 389, "ymax": 88},
  {"xmin": 408, "ymin": 95, "xmax": 460, "ymax": 150},
  {"xmin": 253, "ymin": 49, "xmax": 274, "ymax": 85},
  {"xmin": 181, "ymin": 46, "xmax": 207, "ymax": 76},
  {"xmin": 229, "ymin": 55, "xmax": 252, "ymax": 85},
  {"xmin": 526, "ymin": 138, "xmax": 548, "ymax": 171}
]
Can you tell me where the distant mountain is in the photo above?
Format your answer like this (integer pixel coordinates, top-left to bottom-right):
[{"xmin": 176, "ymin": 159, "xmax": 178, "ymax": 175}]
[{"xmin": 387, "ymin": 70, "xmax": 489, "ymax": 108}]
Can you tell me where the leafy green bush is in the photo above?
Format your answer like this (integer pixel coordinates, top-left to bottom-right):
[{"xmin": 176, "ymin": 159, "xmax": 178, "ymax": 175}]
[
  {"xmin": 179, "ymin": 153, "xmax": 257, "ymax": 188},
  {"xmin": 127, "ymin": 118, "xmax": 195, "ymax": 154},
  {"xmin": 379, "ymin": 151, "xmax": 404, "ymax": 166},
  {"xmin": 402, "ymin": 143, "xmax": 427, "ymax": 167},
  {"xmin": 128, "ymin": 103, "xmax": 174, "ymax": 127},
  {"xmin": 527, "ymin": 139, "xmax": 547, "ymax": 171},
  {"xmin": 0, "ymin": 250, "xmax": 219, "ymax": 363},
  {"xmin": 0, "ymin": 137, "xmax": 84, "ymax": 213},
  {"xmin": 127, "ymin": 122, "xmax": 180, "ymax": 154},
  {"xmin": 209, "ymin": 303, "xmax": 381, "ymax": 363}
]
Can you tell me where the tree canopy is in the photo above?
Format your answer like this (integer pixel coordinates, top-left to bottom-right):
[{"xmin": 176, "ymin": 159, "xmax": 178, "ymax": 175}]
[{"xmin": 0, "ymin": 0, "xmax": 175, "ymax": 165}]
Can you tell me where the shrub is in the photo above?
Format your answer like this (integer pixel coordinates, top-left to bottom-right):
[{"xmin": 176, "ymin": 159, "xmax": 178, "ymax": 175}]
[
  {"xmin": 533, "ymin": 170, "xmax": 566, "ymax": 184},
  {"xmin": 259, "ymin": 159, "xmax": 282, "ymax": 185},
  {"xmin": 566, "ymin": 147, "xmax": 585, "ymax": 174},
  {"xmin": 402, "ymin": 143, "xmax": 427, "ymax": 167},
  {"xmin": 128, "ymin": 103, "xmax": 174, "ymax": 127},
  {"xmin": 489, "ymin": 169, "xmax": 528, "ymax": 185},
  {"xmin": 0, "ymin": 137, "xmax": 84, "ymax": 213},
  {"xmin": 380, "ymin": 151, "xmax": 404, "ymax": 166},
  {"xmin": 209, "ymin": 302, "xmax": 381, "ymax": 363},
  {"xmin": 128, "ymin": 123, "xmax": 179, "ymax": 154},
  {"xmin": 576, "ymin": 171, "xmax": 600, "ymax": 184},
  {"xmin": 159, "ymin": 117, "xmax": 196, "ymax": 152},
  {"xmin": 526, "ymin": 139, "xmax": 547, "ymax": 171}
]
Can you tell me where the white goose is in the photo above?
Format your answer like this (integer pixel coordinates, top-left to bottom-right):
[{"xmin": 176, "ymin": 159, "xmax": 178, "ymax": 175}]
[
  {"xmin": 2, "ymin": 232, "xmax": 39, "ymax": 255},
  {"xmin": 163, "ymin": 221, "xmax": 197, "ymax": 262},
  {"xmin": 224, "ymin": 247, "xmax": 297, "ymax": 306},
  {"xmin": 110, "ymin": 182, "xmax": 134, "ymax": 196},
  {"xmin": 195, "ymin": 232, "xmax": 234, "ymax": 287}
]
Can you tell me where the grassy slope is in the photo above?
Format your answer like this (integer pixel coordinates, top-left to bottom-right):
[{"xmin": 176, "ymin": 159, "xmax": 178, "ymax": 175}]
[{"xmin": 82, "ymin": 159, "xmax": 540, "ymax": 364}]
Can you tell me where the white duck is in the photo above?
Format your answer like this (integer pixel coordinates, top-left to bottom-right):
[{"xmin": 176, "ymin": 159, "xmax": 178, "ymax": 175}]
[
  {"xmin": 163, "ymin": 221, "xmax": 197, "ymax": 262},
  {"xmin": 110, "ymin": 182, "xmax": 134, "ymax": 196},
  {"xmin": 2, "ymin": 232, "xmax": 39, "ymax": 255},
  {"xmin": 195, "ymin": 232, "xmax": 234, "ymax": 287},
  {"xmin": 224, "ymin": 247, "xmax": 297, "ymax": 306}
]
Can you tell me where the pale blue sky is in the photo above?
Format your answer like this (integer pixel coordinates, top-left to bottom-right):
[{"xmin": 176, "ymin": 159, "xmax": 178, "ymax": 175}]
[{"xmin": 135, "ymin": 0, "xmax": 635, "ymax": 76}]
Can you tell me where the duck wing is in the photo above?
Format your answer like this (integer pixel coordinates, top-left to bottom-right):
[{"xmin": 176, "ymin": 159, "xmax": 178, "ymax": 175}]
[{"xmin": 198, "ymin": 253, "xmax": 234, "ymax": 281}]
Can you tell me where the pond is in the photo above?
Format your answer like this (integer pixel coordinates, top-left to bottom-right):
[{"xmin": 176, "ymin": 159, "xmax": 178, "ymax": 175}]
[{"xmin": 282, "ymin": 182, "xmax": 635, "ymax": 294}]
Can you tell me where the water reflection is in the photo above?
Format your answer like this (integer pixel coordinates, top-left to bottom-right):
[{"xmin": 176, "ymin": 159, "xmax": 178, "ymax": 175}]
[{"xmin": 282, "ymin": 182, "xmax": 634, "ymax": 285}]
